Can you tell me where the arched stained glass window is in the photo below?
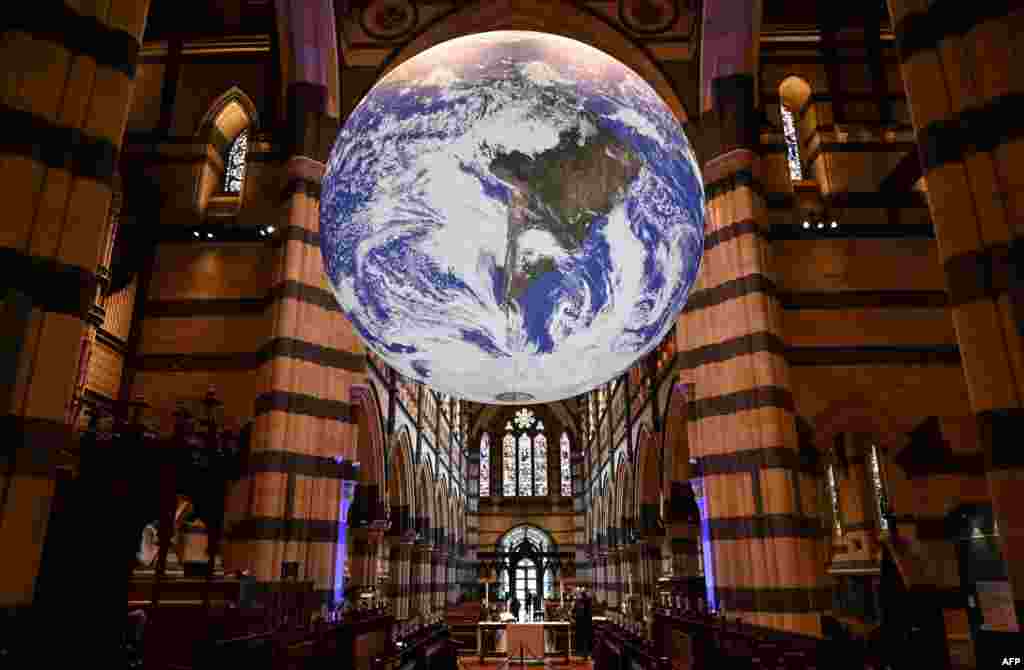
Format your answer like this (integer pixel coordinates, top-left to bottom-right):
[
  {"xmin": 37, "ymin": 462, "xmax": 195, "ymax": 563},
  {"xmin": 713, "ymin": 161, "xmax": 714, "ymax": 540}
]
[
  {"xmin": 223, "ymin": 130, "xmax": 248, "ymax": 193},
  {"xmin": 501, "ymin": 408, "xmax": 551, "ymax": 497},
  {"xmin": 780, "ymin": 107, "xmax": 802, "ymax": 181},
  {"xmin": 826, "ymin": 463, "xmax": 842, "ymax": 536},
  {"xmin": 517, "ymin": 434, "xmax": 532, "ymax": 496},
  {"xmin": 534, "ymin": 434, "xmax": 548, "ymax": 496},
  {"xmin": 479, "ymin": 434, "xmax": 490, "ymax": 497},
  {"xmin": 869, "ymin": 445, "xmax": 889, "ymax": 531},
  {"xmin": 503, "ymin": 433, "xmax": 517, "ymax": 496},
  {"xmin": 560, "ymin": 433, "xmax": 572, "ymax": 497}
]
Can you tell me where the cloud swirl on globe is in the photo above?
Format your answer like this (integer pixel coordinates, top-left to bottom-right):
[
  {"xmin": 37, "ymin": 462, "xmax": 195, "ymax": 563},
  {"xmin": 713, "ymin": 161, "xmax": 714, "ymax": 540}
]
[{"xmin": 320, "ymin": 31, "xmax": 704, "ymax": 404}]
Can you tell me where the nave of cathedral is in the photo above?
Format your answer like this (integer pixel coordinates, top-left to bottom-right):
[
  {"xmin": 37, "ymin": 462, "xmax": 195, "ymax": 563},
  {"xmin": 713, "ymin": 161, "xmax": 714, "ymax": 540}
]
[{"xmin": 1, "ymin": 1, "xmax": 1021, "ymax": 669}]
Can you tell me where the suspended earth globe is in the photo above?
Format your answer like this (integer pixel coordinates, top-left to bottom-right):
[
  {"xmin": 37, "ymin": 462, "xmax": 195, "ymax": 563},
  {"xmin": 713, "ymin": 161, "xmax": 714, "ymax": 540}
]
[{"xmin": 320, "ymin": 31, "xmax": 704, "ymax": 404}]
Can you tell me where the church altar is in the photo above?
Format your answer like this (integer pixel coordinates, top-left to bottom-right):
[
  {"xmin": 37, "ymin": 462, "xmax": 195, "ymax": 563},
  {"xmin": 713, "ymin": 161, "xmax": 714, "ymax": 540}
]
[{"xmin": 477, "ymin": 622, "xmax": 572, "ymax": 660}]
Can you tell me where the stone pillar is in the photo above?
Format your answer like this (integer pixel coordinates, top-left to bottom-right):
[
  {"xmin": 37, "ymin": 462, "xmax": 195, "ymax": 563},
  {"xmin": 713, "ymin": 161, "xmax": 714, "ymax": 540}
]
[
  {"xmin": 607, "ymin": 547, "xmax": 621, "ymax": 608},
  {"xmin": 390, "ymin": 541, "xmax": 413, "ymax": 620},
  {"xmin": 0, "ymin": 0, "xmax": 151, "ymax": 645},
  {"xmin": 230, "ymin": 0, "xmax": 357, "ymax": 608},
  {"xmin": 683, "ymin": 0, "xmax": 823, "ymax": 635},
  {"xmin": 413, "ymin": 544, "xmax": 432, "ymax": 620},
  {"xmin": 351, "ymin": 527, "xmax": 385, "ymax": 593},
  {"xmin": 885, "ymin": 0, "xmax": 1024, "ymax": 628}
]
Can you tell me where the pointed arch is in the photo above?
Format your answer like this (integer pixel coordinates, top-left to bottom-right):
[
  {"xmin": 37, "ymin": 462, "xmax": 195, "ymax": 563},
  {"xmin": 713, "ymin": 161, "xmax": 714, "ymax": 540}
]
[
  {"xmin": 635, "ymin": 424, "xmax": 659, "ymax": 505},
  {"xmin": 193, "ymin": 86, "xmax": 260, "ymax": 216},
  {"xmin": 378, "ymin": 0, "xmax": 689, "ymax": 124},
  {"xmin": 387, "ymin": 428, "xmax": 415, "ymax": 512},
  {"xmin": 352, "ymin": 385, "xmax": 387, "ymax": 520}
]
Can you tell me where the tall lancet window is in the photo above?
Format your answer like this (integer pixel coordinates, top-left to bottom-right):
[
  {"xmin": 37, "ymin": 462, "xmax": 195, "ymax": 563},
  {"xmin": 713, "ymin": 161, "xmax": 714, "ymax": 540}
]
[
  {"xmin": 534, "ymin": 434, "xmax": 548, "ymax": 496},
  {"xmin": 560, "ymin": 433, "xmax": 572, "ymax": 497},
  {"xmin": 780, "ymin": 107, "xmax": 802, "ymax": 181},
  {"xmin": 479, "ymin": 434, "xmax": 491, "ymax": 497},
  {"xmin": 223, "ymin": 130, "xmax": 248, "ymax": 193},
  {"xmin": 869, "ymin": 445, "xmax": 889, "ymax": 531},
  {"xmin": 826, "ymin": 463, "xmax": 842, "ymax": 536},
  {"xmin": 503, "ymin": 432, "xmax": 517, "ymax": 496},
  {"xmin": 517, "ymin": 434, "xmax": 532, "ymax": 496}
]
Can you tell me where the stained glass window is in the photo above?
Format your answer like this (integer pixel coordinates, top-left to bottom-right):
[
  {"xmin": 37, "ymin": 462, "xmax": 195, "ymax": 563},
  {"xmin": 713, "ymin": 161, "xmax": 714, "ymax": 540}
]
[
  {"xmin": 780, "ymin": 107, "xmax": 802, "ymax": 181},
  {"xmin": 503, "ymin": 433, "xmax": 517, "ymax": 496},
  {"xmin": 560, "ymin": 433, "xmax": 572, "ymax": 497},
  {"xmin": 223, "ymin": 130, "xmax": 248, "ymax": 193},
  {"xmin": 479, "ymin": 434, "xmax": 490, "ymax": 497},
  {"xmin": 514, "ymin": 408, "xmax": 537, "ymax": 430},
  {"xmin": 518, "ymin": 434, "xmax": 532, "ymax": 496},
  {"xmin": 534, "ymin": 434, "xmax": 548, "ymax": 496},
  {"xmin": 826, "ymin": 464, "xmax": 842, "ymax": 536},
  {"xmin": 869, "ymin": 445, "xmax": 889, "ymax": 531}
]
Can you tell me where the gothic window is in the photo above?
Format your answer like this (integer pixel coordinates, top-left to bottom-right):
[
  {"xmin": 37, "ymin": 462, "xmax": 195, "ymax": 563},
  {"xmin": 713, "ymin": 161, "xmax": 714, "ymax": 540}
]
[
  {"xmin": 869, "ymin": 445, "xmax": 889, "ymax": 531},
  {"xmin": 501, "ymin": 408, "xmax": 550, "ymax": 497},
  {"xmin": 503, "ymin": 433, "xmax": 517, "ymax": 496},
  {"xmin": 560, "ymin": 433, "xmax": 572, "ymax": 497},
  {"xmin": 518, "ymin": 434, "xmax": 532, "ymax": 496},
  {"xmin": 480, "ymin": 434, "xmax": 490, "ymax": 497},
  {"xmin": 780, "ymin": 106, "xmax": 802, "ymax": 181},
  {"xmin": 222, "ymin": 130, "xmax": 248, "ymax": 194},
  {"xmin": 534, "ymin": 434, "xmax": 548, "ymax": 496},
  {"xmin": 826, "ymin": 463, "xmax": 842, "ymax": 536}
]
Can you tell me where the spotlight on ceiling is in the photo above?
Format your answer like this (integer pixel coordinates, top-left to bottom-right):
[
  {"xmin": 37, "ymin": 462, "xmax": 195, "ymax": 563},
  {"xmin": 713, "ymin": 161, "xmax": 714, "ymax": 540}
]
[
  {"xmin": 802, "ymin": 221, "xmax": 810, "ymax": 229},
  {"xmin": 266, "ymin": 225, "xmax": 276, "ymax": 234},
  {"xmin": 207, "ymin": 233, "xmax": 214, "ymax": 239},
  {"xmin": 830, "ymin": 221, "xmax": 838, "ymax": 229},
  {"xmin": 193, "ymin": 231, "xmax": 200, "ymax": 238},
  {"xmin": 817, "ymin": 222, "xmax": 825, "ymax": 229}
]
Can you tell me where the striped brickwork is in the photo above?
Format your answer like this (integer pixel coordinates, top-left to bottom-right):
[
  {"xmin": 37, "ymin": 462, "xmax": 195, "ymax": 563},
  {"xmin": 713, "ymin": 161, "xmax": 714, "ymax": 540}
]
[
  {"xmin": 0, "ymin": 0, "xmax": 151, "ymax": 609},
  {"xmin": 681, "ymin": 0, "xmax": 825, "ymax": 635},
  {"xmin": 886, "ymin": 0, "xmax": 1024, "ymax": 626},
  {"xmin": 227, "ymin": 0, "xmax": 360, "ymax": 604}
]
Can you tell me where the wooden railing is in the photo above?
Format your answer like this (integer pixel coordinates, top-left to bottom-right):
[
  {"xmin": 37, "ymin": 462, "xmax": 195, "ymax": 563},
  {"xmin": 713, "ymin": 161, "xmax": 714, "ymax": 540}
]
[
  {"xmin": 648, "ymin": 612, "xmax": 883, "ymax": 670},
  {"xmin": 141, "ymin": 611, "xmax": 394, "ymax": 670},
  {"xmin": 594, "ymin": 620, "xmax": 672, "ymax": 670},
  {"xmin": 374, "ymin": 623, "xmax": 458, "ymax": 670}
]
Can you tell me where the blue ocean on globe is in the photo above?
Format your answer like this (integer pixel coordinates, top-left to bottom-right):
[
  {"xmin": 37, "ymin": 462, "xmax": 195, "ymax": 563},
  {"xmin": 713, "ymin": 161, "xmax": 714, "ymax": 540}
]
[{"xmin": 320, "ymin": 31, "xmax": 704, "ymax": 404}]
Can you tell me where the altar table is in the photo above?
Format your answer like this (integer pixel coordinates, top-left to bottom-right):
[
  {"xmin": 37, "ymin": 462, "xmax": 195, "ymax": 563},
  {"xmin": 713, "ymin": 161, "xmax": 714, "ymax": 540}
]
[{"xmin": 477, "ymin": 621, "xmax": 572, "ymax": 660}]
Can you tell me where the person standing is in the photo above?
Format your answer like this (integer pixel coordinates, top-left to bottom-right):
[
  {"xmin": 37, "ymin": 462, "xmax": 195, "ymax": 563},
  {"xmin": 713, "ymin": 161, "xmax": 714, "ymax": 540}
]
[
  {"xmin": 511, "ymin": 595, "xmax": 521, "ymax": 622},
  {"xmin": 574, "ymin": 588, "xmax": 593, "ymax": 658}
]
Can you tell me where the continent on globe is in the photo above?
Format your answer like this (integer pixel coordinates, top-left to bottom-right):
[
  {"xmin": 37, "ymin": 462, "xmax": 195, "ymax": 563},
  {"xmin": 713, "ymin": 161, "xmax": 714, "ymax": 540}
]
[
  {"xmin": 319, "ymin": 31, "xmax": 705, "ymax": 404},
  {"xmin": 490, "ymin": 118, "xmax": 643, "ymax": 311}
]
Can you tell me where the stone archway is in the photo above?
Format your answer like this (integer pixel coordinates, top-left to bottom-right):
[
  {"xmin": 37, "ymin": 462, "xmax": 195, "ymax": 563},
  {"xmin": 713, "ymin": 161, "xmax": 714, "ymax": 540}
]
[{"xmin": 378, "ymin": 0, "xmax": 690, "ymax": 124}]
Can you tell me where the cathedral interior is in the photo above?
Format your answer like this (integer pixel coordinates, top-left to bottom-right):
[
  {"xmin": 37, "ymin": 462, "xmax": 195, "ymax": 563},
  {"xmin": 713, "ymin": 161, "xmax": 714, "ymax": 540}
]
[{"xmin": 1, "ymin": 0, "xmax": 1021, "ymax": 668}]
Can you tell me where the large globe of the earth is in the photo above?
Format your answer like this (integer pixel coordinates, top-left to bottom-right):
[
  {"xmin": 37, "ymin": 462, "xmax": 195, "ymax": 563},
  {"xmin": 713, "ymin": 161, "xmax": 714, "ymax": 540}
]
[{"xmin": 320, "ymin": 31, "xmax": 704, "ymax": 404}]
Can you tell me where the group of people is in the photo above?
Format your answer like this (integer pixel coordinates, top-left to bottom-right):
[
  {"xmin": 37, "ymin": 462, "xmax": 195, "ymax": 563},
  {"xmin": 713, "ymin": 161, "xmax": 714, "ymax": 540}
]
[
  {"xmin": 508, "ymin": 591, "xmax": 542, "ymax": 621},
  {"xmin": 502, "ymin": 587, "xmax": 593, "ymax": 658}
]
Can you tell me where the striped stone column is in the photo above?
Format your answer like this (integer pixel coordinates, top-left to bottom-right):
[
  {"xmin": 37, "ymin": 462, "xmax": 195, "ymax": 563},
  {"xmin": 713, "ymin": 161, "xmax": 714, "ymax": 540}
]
[
  {"xmin": 683, "ymin": 0, "xmax": 823, "ymax": 635},
  {"xmin": 229, "ymin": 0, "xmax": 360, "ymax": 606},
  {"xmin": 886, "ymin": 0, "xmax": 1024, "ymax": 627},
  {"xmin": 0, "ymin": 0, "xmax": 151, "ymax": 618}
]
